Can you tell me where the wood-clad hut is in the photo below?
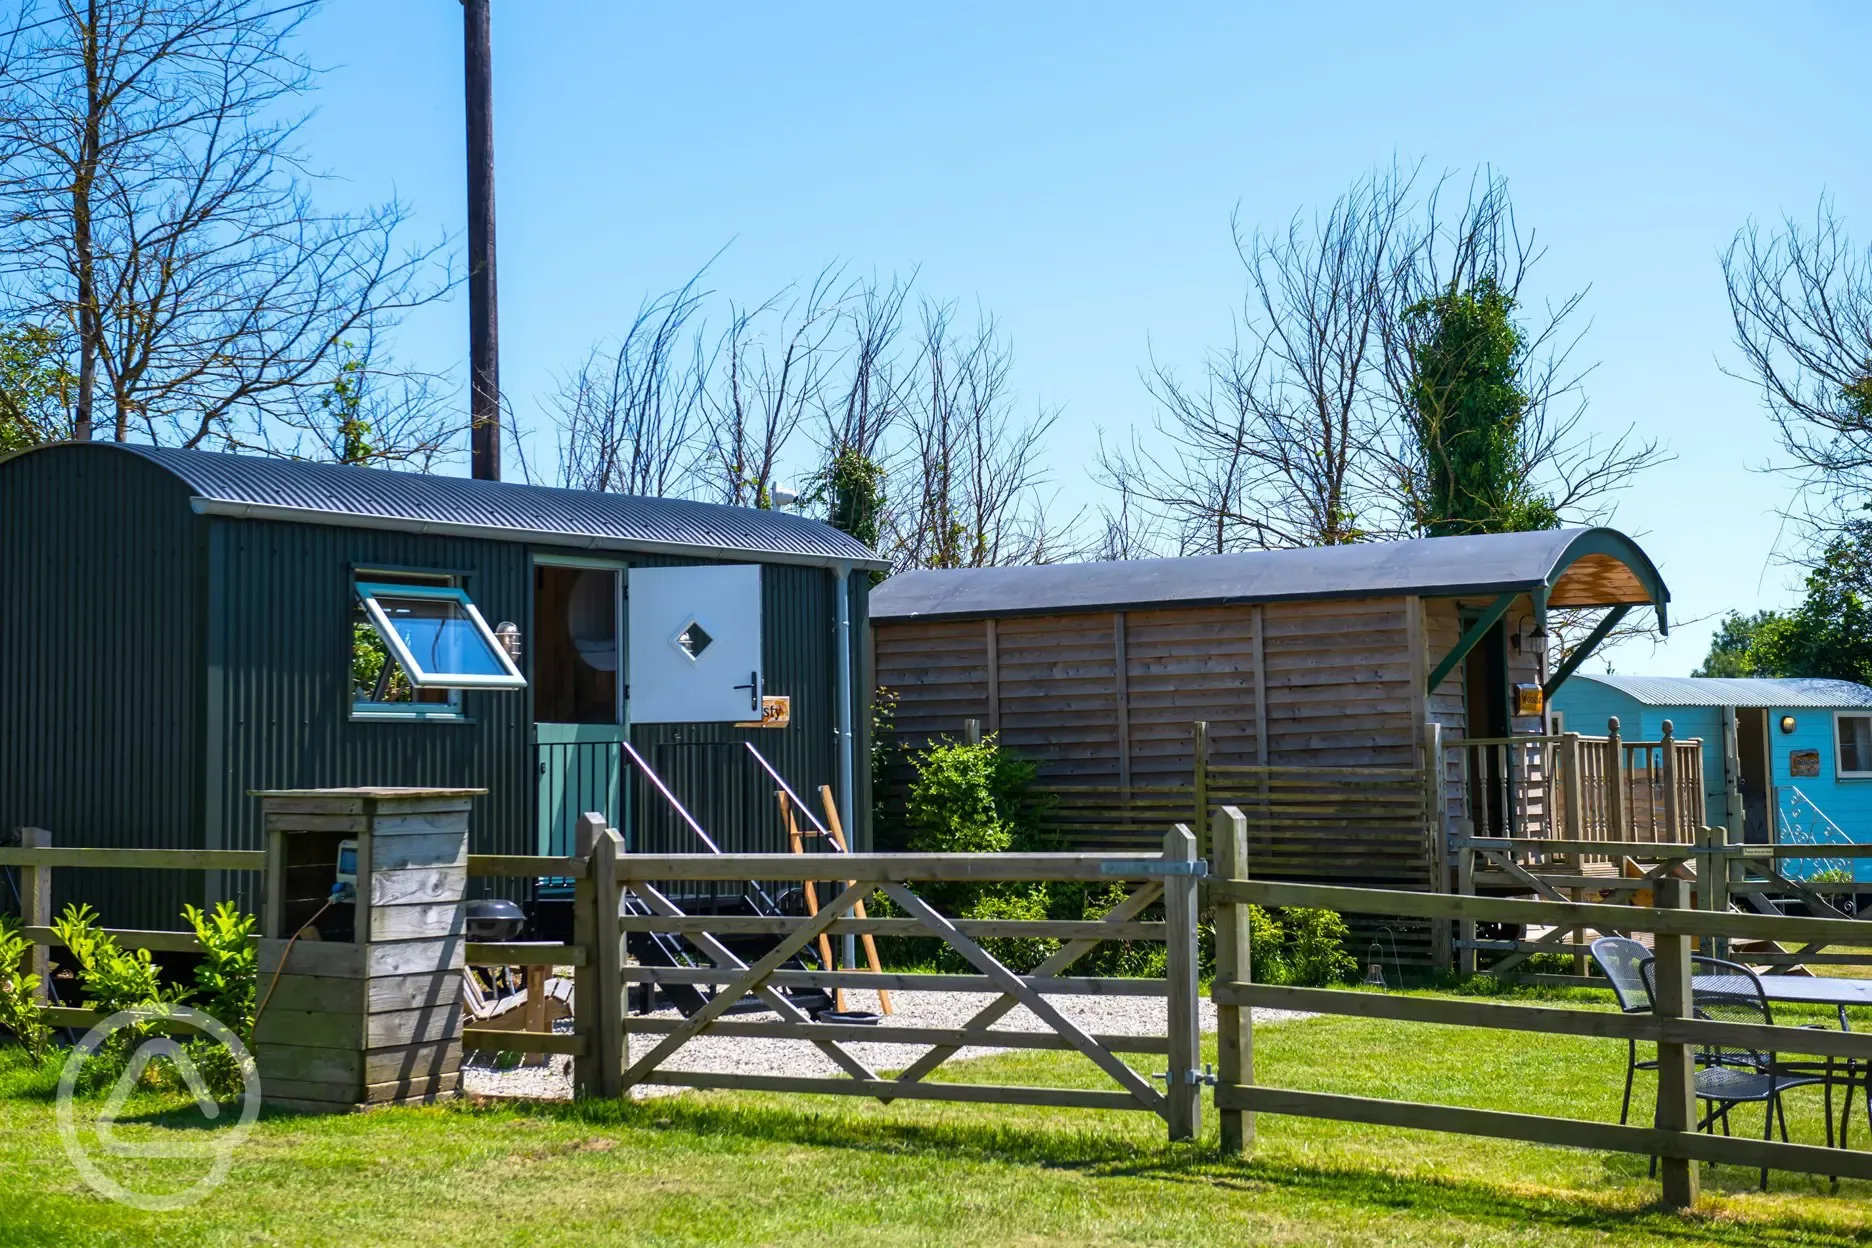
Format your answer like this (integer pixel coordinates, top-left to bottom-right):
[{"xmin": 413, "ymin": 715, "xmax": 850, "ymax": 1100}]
[{"xmin": 869, "ymin": 528, "xmax": 1672, "ymax": 902}]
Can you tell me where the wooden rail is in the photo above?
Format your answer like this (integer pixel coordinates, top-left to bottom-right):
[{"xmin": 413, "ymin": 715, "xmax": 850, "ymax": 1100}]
[
  {"xmin": 1, "ymin": 832, "xmax": 238, "ymax": 1017},
  {"xmin": 1207, "ymin": 804, "xmax": 1872, "ymax": 1209}
]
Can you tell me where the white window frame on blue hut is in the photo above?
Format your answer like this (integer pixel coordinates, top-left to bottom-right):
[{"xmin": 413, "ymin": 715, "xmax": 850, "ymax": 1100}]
[
  {"xmin": 1835, "ymin": 711, "xmax": 1872, "ymax": 779},
  {"xmin": 354, "ymin": 579, "xmax": 525, "ymax": 710}
]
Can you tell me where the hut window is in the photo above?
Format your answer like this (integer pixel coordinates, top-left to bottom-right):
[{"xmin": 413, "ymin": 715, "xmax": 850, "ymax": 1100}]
[
  {"xmin": 1837, "ymin": 713, "xmax": 1872, "ymax": 778},
  {"xmin": 353, "ymin": 577, "xmax": 525, "ymax": 716}
]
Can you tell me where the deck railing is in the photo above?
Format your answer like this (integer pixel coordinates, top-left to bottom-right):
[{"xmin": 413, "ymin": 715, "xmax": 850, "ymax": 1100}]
[{"xmin": 1447, "ymin": 717, "xmax": 1704, "ymax": 849}]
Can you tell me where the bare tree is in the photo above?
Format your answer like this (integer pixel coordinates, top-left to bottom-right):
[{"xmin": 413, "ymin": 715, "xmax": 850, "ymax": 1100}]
[
  {"xmin": 699, "ymin": 265, "xmax": 845, "ymax": 507},
  {"xmin": 818, "ymin": 271, "xmax": 916, "ymax": 466},
  {"xmin": 1088, "ymin": 433, "xmax": 1169, "ymax": 560},
  {"xmin": 550, "ymin": 274, "xmax": 709, "ymax": 496},
  {"xmin": 1725, "ymin": 197, "xmax": 1872, "ymax": 533},
  {"xmin": 1105, "ymin": 165, "xmax": 1665, "ymax": 559},
  {"xmin": 0, "ymin": 0, "xmax": 449, "ymax": 449},
  {"xmin": 1099, "ymin": 165, "xmax": 1415, "ymax": 553},
  {"xmin": 542, "ymin": 267, "xmax": 1069, "ymax": 569},
  {"xmin": 251, "ymin": 324, "xmax": 458, "ymax": 469},
  {"xmin": 892, "ymin": 300, "xmax": 1060, "ymax": 569}
]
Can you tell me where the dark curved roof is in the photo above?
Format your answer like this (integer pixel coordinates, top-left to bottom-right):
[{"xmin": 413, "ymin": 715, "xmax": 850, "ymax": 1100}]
[
  {"xmin": 872, "ymin": 527, "xmax": 1669, "ymax": 626},
  {"xmin": 14, "ymin": 442, "xmax": 887, "ymax": 570}
]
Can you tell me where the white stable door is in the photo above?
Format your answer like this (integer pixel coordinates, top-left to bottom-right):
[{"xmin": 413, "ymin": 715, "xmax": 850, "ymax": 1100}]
[{"xmin": 626, "ymin": 564, "xmax": 764, "ymax": 723}]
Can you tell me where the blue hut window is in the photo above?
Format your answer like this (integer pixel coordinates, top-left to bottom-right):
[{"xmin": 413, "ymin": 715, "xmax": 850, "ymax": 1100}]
[
  {"xmin": 1837, "ymin": 714, "xmax": 1872, "ymax": 779},
  {"xmin": 353, "ymin": 576, "xmax": 524, "ymax": 719}
]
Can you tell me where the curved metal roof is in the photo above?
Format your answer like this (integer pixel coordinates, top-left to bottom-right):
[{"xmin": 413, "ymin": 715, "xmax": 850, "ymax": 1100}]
[
  {"xmin": 13, "ymin": 443, "xmax": 887, "ymax": 570},
  {"xmin": 1567, "ymin": 674, "xmax": 1872, "ymax": 709},
  {"xmin": 872, "ymin": 527, "xmax": 1668, "ymax": 625}
]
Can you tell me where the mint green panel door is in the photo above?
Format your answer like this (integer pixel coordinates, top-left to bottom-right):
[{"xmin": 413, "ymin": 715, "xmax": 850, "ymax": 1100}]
[
  {"xmin": 533, "ymin": 563, "xmax": 626, "ymax": 855},
  {"xmin": 535, "ymin": 722, "xmax": 625, "ymax": 856}
]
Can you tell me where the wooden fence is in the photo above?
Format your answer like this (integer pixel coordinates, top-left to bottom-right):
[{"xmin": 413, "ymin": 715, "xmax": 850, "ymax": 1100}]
[
  {"xmin": 1209, "ymin": 805, "xmax": 1872, "ymax": 1207},
  {"xmin": 0, "ymin": 831, "xmax": 265, "ymax": 1031},
  {"xmin": 19, "ymin": 812, "xmax": 1872, "ymax": 1205},
  {"xmin": 1446, "ymin": 830, "xmax": 1872, "ymax": 982}
]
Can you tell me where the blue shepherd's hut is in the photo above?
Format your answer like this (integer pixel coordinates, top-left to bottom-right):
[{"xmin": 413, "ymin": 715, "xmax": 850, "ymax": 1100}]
[{"xmin": 1551, "ymin": 675, "xmax": 1872, "ymax": 869}]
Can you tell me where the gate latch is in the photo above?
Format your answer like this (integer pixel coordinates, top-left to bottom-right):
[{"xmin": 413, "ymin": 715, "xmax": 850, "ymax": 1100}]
[{"xmin": 1153, "ymin": 1064, "xmax": 1217, "ymax": 1087}]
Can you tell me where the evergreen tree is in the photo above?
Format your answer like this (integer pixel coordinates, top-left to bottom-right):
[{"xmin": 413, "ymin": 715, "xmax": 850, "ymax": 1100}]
[{"xmin": 1406, "ymin": 278, "xmax": 1559, "ymax": 536}]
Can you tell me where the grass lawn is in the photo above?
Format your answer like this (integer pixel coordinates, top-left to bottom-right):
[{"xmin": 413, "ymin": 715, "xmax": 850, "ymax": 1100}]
[{"xmin": 6, "ymin": 1007, "xmax": 1872, "ymax": 1246}]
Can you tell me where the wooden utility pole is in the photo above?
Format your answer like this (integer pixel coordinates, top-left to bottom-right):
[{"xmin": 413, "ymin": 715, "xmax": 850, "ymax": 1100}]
[{"xmin": 463, "ymin": 0, "xmax": 500, "ymax": 479}]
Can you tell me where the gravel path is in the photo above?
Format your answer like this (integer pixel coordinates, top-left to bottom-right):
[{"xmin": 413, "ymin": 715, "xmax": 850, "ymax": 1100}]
[{"xmin": 462, "ymin": 989, "xmax": 1312, "ymax": 1102}]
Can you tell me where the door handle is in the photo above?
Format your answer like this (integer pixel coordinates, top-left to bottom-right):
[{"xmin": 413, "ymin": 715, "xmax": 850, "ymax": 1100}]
[{"xmin": 732, "ymin": 671, "xmax": 760, "ymax": 712}]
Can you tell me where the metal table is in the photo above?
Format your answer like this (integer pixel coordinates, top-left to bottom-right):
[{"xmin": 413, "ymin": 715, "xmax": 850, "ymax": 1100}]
[
  {"xmin": 1693, "ymin": 974, "xmax": 1872, "ymax": 1150},
  {"xmin": 1741, "ymin": 976, "xmax": 1872, "ymax": 1012}
]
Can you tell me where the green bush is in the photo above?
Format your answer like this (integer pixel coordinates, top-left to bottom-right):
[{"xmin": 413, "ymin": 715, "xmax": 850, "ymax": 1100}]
[
  {"xmin": 964, "ymin": 886, "xmax": 1060, "ymax": 974},
  {"xmin": 0, "ymin": 917, "xmax": 49, "ymax": 1064},
  {"xmin": 903, "ymin": 734, "xmax": 1042, "ymax": 857},
  {"xmin": 53, "ymin": 903, "xmax": 170, "ymax": 1015},
  {"xmin": 1287, "ymin": 907, "xmax": 1357, "ymax": 986},
  {"xmin": 1246, "ymin": 905, "xmax": 1291, "ymax": 984},
  {"xmin": 185, "ymin": 901, "xmax": 257, "ymax": 1039},
  {"xmin": 52, "ymin": 903, "xmax": 175, "ymax": 1087},
  {"xmin": 42, "ymin": 901, "xmax": 259, "ymax": 1095}
]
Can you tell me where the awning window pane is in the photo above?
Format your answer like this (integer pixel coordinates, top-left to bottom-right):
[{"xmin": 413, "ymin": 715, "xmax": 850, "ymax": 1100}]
[
  {"xmin": 356, "ymin": 582, "xmax": 524, "ymax": 689},
  {"xmin": 1839, "ymin": 715, "xmax": 1872, "ymax": 775}
]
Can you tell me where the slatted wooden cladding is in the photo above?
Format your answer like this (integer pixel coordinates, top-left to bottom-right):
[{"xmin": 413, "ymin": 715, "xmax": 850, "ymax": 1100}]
[
  {"xmin": 874, "ymin": 595, "xmax": 1465, "ymax": 884},
  {"xmin": 879, "ymin": 597, "xmax": 1424, "ymax": 776}
]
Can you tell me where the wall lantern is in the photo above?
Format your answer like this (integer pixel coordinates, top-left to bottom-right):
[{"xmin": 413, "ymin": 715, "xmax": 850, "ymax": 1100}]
[
  {"xmin": 494, "ymin": 621, "xmax": 523, "ymax": 660},
  {"xmin": 1779, "ymin": 714, "xmax": 1798, "ymax": 735}
]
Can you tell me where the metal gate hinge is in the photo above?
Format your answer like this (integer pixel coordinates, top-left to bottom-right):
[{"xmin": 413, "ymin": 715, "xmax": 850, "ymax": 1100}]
[{"xmin": 1153, "ymin": 1064, "xmax": 1216, "ymax": 1087}]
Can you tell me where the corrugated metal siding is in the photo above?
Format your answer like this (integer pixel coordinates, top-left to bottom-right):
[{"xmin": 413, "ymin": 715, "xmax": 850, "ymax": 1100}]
[
  {"xmin": 0, "ymin": 445, "xmax": 205, "ymax": 928},
  {"xmin": 1, "ymin": 440, "xmax": 864, "ymax": 926},
  {"xmin": 207, "ymin": 516, "xmax": 534, "ymax": 916}
]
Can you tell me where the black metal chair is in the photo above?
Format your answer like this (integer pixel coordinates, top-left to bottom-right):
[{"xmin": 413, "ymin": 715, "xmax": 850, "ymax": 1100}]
[
  {"xmin": 1642, "ymin": 954, "xmax": 1827, "ymax": 1190},
  {"xmin": 1589, "ymin": 936, "xmax": 1658, "ymax": 1125}
]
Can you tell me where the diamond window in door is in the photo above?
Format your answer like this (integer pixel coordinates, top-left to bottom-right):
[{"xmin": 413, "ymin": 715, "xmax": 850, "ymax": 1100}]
[
  {"xmin": 628, "ymin": 565, "xmax": 763, "ymax": 723},
  {"xmin": 672, "ymin": 618, "xmax": 714, "ymax": 662}
]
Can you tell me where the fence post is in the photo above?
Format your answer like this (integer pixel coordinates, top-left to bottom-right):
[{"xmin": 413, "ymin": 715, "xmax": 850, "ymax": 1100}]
[
  {"xmin": 574, "ymin": 812, "xmax": 625, "ymax": 1099},
  {"xmin": 1163, "ymin": 822, "xmax": 1202, "ymax": 1143},
  {"xmin": 1704, "ymin": 825, "xmax": 1729, "ymax": 960},
  {"xmin": 1423, "ymin": 722, "xmax": 1452, "ymax": 974},
  {"xmin": 1661, "ymin": 720, "xmax": 1681, "ymax": 842},
  {"xmin": 1213, "ymin": 805, "xmax": 1253, "ymax": 1154},
  {"xmin": 1456, "ymin": 842, "xmax": 1476, "ymax": 977},
  {"xmin": 1653, "ymin": 875, "xmax": 1700, "ymax": 1209},
  {"xmin": 1606, "ymin": 717, "xmax": 1626, "ymax": 843},
  {"xmin": 1561, "ymin": 733, "xmax": 1584, "ymax": 841},
  {"xmin": 17, "ymin": 828, "xmax": 49, "ymax": 1005},
  {"xmin": 1192, "ymin": 721, "xmax": 1209, "ymax": 860}
]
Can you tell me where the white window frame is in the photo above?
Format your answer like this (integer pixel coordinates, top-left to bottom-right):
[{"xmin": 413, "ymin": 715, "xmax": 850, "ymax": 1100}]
[
  {"xmin": 1835, "ymin": 711, "xmax": 1872, "ymax": 779},
  {"xmin": 355, "ymin": 581, "xmax": 526, "ymax": 691}
]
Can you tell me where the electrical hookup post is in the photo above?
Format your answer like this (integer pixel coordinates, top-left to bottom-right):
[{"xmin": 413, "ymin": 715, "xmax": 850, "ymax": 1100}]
[{"xmin": 252, "ymin": 788, "xmax": 482, "ymax": 1112}]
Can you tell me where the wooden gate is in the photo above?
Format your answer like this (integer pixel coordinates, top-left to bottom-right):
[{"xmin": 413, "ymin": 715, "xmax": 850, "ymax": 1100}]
[{"xmin": 578, "ymin": 824, "xmax": 1207, "ymax": 1139}]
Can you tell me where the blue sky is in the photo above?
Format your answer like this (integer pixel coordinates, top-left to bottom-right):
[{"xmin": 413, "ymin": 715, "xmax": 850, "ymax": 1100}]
[{"xmin": 289, "ymin": 1, "xmax": 1872, "ymax": 675}]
